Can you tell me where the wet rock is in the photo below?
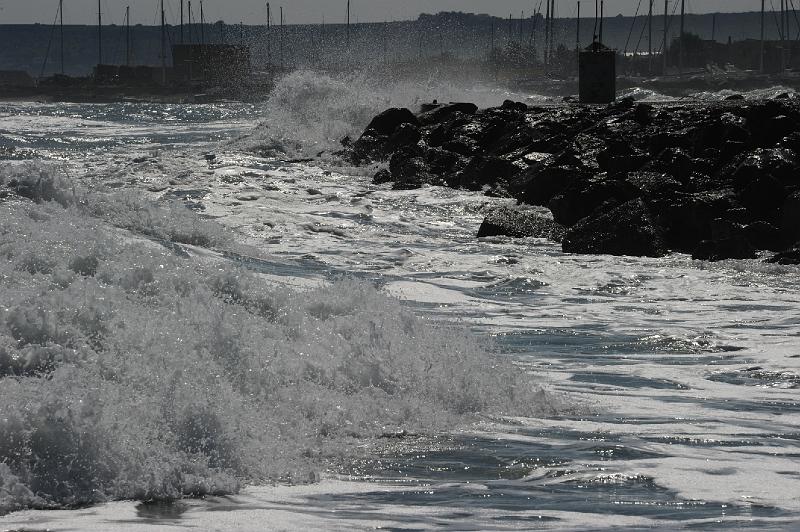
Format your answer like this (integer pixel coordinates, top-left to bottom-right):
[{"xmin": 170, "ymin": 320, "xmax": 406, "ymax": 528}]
[
  {"xmin": 372, "ymin": 168, "xmax": 392, "ymax": 185},
  {"xmin": 389, "ymin": 149, "xmax": 438, "ymax": 189},
  {"xmin": 417, "ymin": 102, "xmax": 478, "ymax": 126},
  {"xmin": 597, "ymin": 141, "xmax": 649, "ymax": 174},
  {"xmin": 744, "ymin": 221, "xmax": 784, "ymax": 252},
  {"xmin": 738, "ymin": 174, "xmax": 787, "ymax": 223},
  {"xmin": 655, "ymin": 190, "xmax": 739, "ymax": 252},
  {"xmin": 633, "ymin": 103, "xmax": 654, "ymax": 125},
  {"xmin": 625, "ymin": 171, "xmax": 684, "ymax": 200},
  {"xmin": 562, "ymin": 199, "xmax": 667, "ymax": 258},
  {"xmin": 387, "ymin": 123, "xmax": 422, "ymax": 150},
  {"xmin": 511, "ymin": 165, "xmax": 588, "ymax": 207},
  {"xmin": 549, "ymin": 176, "xmax": 634, "ymax": 227},
  {"xmin": 781, "ymin": 192, "xmax": 800, "ymax": 245},
  {"xmin": 477, "ymin": 205, "xmax": 566, "ymax": 242},
  {"xmin": 693, "ymin": 237, "xmax": 756, "ymax": 261},
  {"xmin": 450, "ymin": 156, "xmax": 518, "ymax": 192},
  {"xmin": 767, "ymin": 247, "xmax": 800, "ymax": 265},
  {"xmin": 364, "ymin": 107, "xmax": 418, "ymax": 136}
]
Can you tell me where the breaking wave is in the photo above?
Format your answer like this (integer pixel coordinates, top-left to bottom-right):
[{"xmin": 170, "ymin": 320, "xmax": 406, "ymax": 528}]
[
  {"xmin": 0, "ymin": 162, "xmax": 555, "ymax": 514},
  {"xmin": 234, "ymin": 69, "xmax": 542, "ymax": 158}
]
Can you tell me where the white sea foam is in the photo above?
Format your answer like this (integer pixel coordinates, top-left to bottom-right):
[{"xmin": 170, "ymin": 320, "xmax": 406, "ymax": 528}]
[{"xmin": 0, "ymin": 163, "xmax": 553, "ymax": 514}]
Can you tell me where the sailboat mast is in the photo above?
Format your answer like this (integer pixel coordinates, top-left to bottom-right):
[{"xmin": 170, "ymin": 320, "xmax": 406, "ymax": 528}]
[
  {"xmin": 663, "ymin": 0, "xmax": 668, "ymax": 74},
  {"xmin": 161, "ymin": 0, "xmax": 166, "ymax": 84},
  {"xmin": 679, "ymin": 0, "xmax": 684, "ymax": 75},
  {"xmin": 576, "ymin": 1, "xmax": 581, "ymax": 51},
  {"xmin": 648, "ymin": 0, "xmax": 653, "ymax": 73},
  {"xmin": 180, "ymin": 0, "xmax": 185, "ymax": 44},
  {"xmin": 760, "ymin": 0, "xmax": 765, "ymax": 73},
  {"xmin": 347, "ymin": 0, "xmax": 351, "ymax": 47},
  {"xmin": 126, "ymin": 6, "xmax": 131, "ymax": 66},
  {"xmin": 267, "ymin": 2, "xmax": 271, "ymax": 67},
  {"xmin": 280, "ymin": 6, "xmax": 284, "ymax": 70},
  {"xmin": 188, "ymin": 2, "xmax": 193, "ymax": 44},
  {"xmin": 599, "ymin": 0, "xmax": 604, "ymax": 44},
  {"xmin": 97, "ymin": 0, "xmax": 102, "ymax": 65},
  {"xmin": 200, "ymin": 1, "xmax": 205, "ymax": 45},
  {"xmin": 60, "ymin": 0, "xmax": 64, "ymax": 74},
  {"xmin": 545, "ymin": 0, "xmax": 550, "ymax": 63}
]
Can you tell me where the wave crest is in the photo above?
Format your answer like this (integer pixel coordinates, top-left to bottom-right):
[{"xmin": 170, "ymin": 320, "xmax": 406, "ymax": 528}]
[{"xmin": 0, "ymin": 163, "xmax": 554, "ymax": 513}]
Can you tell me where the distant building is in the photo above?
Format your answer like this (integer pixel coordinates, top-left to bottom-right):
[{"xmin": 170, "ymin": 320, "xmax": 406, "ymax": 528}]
[
  {"xmin": 172, "ymin": 44, "xmax": 251, "ymax": 84},
  {"xmin": 0, "ymin": 71, "xmax": 35, "ymax": 88}
]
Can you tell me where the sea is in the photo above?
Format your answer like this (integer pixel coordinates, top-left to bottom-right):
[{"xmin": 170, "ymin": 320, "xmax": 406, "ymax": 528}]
[{"xmin": 0, "ymin": 72, "xmax": 798, "ymax": 531}]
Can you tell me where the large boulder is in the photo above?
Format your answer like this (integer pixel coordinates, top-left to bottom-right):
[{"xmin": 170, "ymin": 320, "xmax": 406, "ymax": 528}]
[
  {"xmin": 562, "ymin": 199, "xmax": 667, "ymax": 257},
  {"xmin": 781, "ymin": 192, "xmax": 800, "ymax": 245},
  {"xmin": 450, "ymin": 156, "xmax": 519, "ymax": 192},
  {"xmin": 767, "ymin": 247, "xmax": 800, "ymax": 265},
  {"xmin": 654, "ymin": 190, "xmax": 739, "ymax": 252},
  {"xmin": 549, "ymin": 176, "xmax": 634, "ymax": 227},
  {"xmin": 511, "ymin": 165, "xmax": 589, "ymax": 207},
  {"xmin": 691, "ymin": 219, "xmax": 757, "ymax": 261},
  {"xmin": 477, "ymin": 205, "xmax": 566, "ymax": 242},
  {"xmin": 417, "ymin": 102, "xmax": 478, "ymax": 126},
  {"xmin": 364, "ymin": 108, "xmax": 418, "ymax": 136}
]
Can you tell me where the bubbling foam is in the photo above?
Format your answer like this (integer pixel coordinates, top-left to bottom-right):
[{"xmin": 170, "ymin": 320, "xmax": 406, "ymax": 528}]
[{"xmin": 0, "ymin": 162, "xmax": 556, "ymax": 514}]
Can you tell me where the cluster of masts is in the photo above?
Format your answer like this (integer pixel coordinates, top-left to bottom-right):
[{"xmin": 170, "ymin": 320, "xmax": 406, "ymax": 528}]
[{"xmin": 41, "ymin": 1, "xmax": 798, "ymax": 78}]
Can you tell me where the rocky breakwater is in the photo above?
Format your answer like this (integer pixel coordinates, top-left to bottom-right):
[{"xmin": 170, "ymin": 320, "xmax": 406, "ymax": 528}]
[{"xmin": 343, "ymin": 97, "xmax": 800, "ymax": 263}]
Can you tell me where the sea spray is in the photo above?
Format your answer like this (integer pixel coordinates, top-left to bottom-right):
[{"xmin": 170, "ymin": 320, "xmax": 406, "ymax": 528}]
[
  {"xmin": 0, "ymin": 162, "xmax": 555, "ymax": 514},
  {"xmin": 235, "ymin": 69, "xmax": 544, "ymax": 159}
]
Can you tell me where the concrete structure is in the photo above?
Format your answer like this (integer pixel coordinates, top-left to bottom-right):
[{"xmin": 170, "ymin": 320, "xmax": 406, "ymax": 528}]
[{"xmin": 579, "ymin": 42, "xmax": 616, "ymax": 104}]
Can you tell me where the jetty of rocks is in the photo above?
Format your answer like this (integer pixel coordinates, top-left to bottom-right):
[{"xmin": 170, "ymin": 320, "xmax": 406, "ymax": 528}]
[{"xmin": 344, "ymin": 96, "xmax": 800, "ymax": 263}]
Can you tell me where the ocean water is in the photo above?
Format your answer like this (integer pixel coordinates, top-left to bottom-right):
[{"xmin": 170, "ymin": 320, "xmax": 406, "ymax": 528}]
[{"xmin": 1, "ymin": 73, "xmax": 799, "ymax": 531}]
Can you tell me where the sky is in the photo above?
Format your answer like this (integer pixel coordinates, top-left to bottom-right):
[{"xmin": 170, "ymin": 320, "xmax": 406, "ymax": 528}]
[{"xmin": 0, "ymin": 1, "xmax": 773, "ymax": 25}]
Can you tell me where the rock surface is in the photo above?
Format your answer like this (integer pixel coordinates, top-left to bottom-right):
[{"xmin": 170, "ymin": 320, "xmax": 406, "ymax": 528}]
[
  {"xmin": 477, "ymin": 205, "xmax": 566, "ymax": 242},
  {"xmin": 346, "ymin": 95, "xmax": 800, "ymax": 259}
]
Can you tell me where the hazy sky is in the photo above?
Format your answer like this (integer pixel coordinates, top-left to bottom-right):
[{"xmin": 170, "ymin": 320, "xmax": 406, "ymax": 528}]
[{"xmin": 0, "ymin": 1, "xmax": 769, "ymax": 25}]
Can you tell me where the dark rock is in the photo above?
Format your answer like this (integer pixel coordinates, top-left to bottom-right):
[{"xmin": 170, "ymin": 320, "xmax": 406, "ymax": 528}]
[
  {"xmin": 511, "ymin": 165, "xmax": 588, "ymax": 207},
  {"xmin": 417, "ymin": 102, "xmax": 478, "ymax": 125},
  {"xmin": 644, "ymin": 148, "xmax": 694, "ymax": 182},
  {"xmin": 691, "ymin": 218, "xmax": 763, "ymax": 260},
  {"xmin": 738, "ymin": 174, "xmax": 787, "ymax": 222},
  {"xmin": 549, "ymin": 176, "xmax": 635, "ymax": 227},
  {"xmin": 389, "ymin": 147, "xmax": 438, "ymax": 189},
  {"xmin": 450, "ymin": 156, "xmax": 519, "ymax": 191},
  {"xmin": 692, "ymin": 238, "xmax": 757, "ymax": 261},
  {"xmin": 725, "ymin": 94, "xmax": 745, "ymax": 101},
  {"xmin": 365, "ymin": 108, "xmax": 418, "ymax": 136},
  {"xmin": 562, "ymin": 199, "xmax": 667, "ymax": 257},
  {"xmin": 501, "ymin": 100, "xmax": 528, "ymax": 112},
  {"xmin": 387, "ymin": 123, "xmax": 422, "ymax": 150},
  {"xmin": 767, "ymin": 247, "xmax": 800, "ymax": 265},
  {"xmin": 744, "ymin": 221, "xmax": 784, "ymax": 252},
  {"xmin": 633, "ymin": 103, "xmax": 653, "ymax": 125},
  {"xmin": 730, "ymin": 148, "xmax": 798, "ymax": 187},
  {"xmin": 373, "ymin": 168, "xmax": 393, "ymax": 185},
  {"xmin": 442, "ymin": 136, "xmax": 478, "ymax": 157},
  {"xmin": 655, "ymin": 190, "xmax": 739, "ymax": 251},
  {"xmin": 625, "ymin": 171, "xmax": 684, "ymax": 200},
  {"xmin": 781, "ymin": 192, "xmax": 800, "ymax": 245},
  {"xmin": 477, "ymin": 205, "xmax": 566, "ymax": 242}
]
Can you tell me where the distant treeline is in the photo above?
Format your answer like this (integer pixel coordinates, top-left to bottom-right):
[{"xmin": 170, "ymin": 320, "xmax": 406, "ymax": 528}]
[{"xmin": 0, "ymin": 10, "xmax": 787, "ymax": 77}]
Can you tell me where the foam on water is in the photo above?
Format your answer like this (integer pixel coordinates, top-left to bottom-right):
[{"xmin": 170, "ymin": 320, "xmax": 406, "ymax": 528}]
[{"xmin": 0, "ymin": 162, "xmax": 554, "ymax": 514}]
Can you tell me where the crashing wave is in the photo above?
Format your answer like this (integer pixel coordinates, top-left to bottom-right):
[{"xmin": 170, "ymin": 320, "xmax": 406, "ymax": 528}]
[{"xmin": 0, "ymin": 162, "xmax": 555, "ymax": 514}]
